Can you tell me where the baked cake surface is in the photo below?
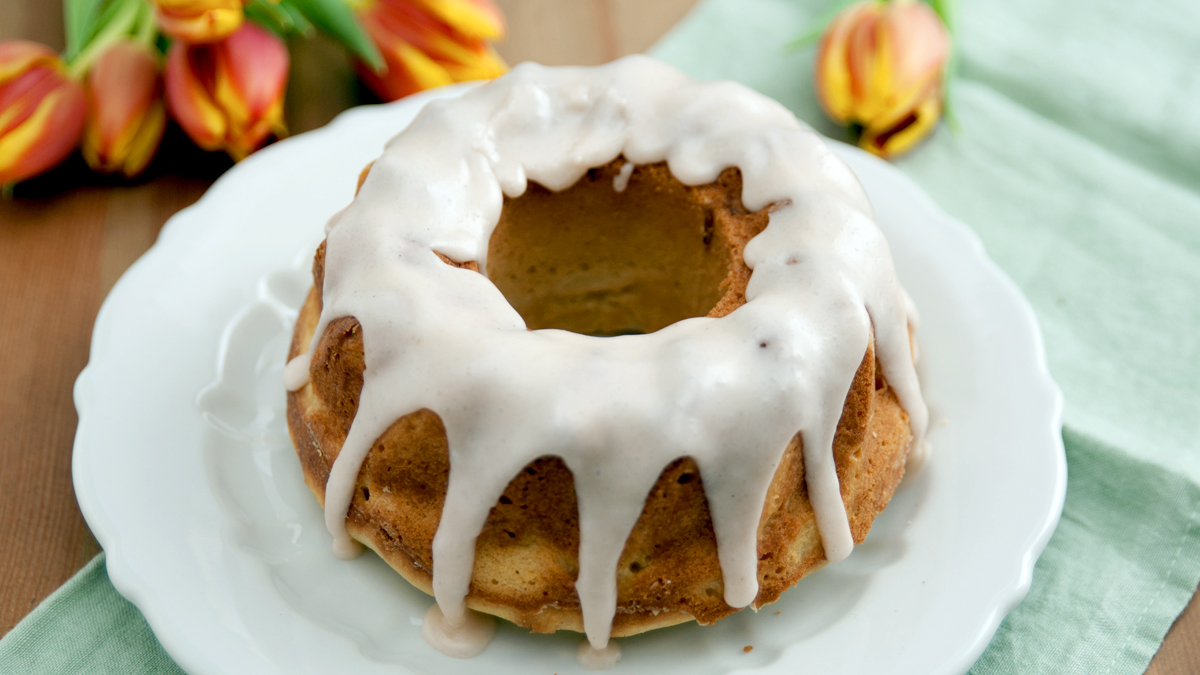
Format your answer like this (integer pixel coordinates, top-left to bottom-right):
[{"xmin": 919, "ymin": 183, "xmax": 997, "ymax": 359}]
[
  {"xmin": 282, "ymin": 56, "xmax": 927, "ymax": 654},
  {"xmin": 285, "ymin": 157, "xmax": 915, "ymax": 637}
]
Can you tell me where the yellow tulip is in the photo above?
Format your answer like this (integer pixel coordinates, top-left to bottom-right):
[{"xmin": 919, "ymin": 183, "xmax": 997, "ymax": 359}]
[
  {"xmin": 83, "ymin": 41, "xmax": 166, "ymax": 178},
  {"xmin": 0, "ymin": 40, "xmax": 86, "ymax": 185},
  {"xmin": 815, "ymin": 0, "xmax": 949, "ymax": 158},
  {"xmin": 154, "ymin": 0, "xmax": 245, "ymax": 44}
]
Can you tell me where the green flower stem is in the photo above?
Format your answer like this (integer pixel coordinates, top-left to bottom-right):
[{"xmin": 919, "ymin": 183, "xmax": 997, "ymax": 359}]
[
  {"xmin": 66, "ymin": 0, "xmax": 145, "ymax": 80},
  {"xmin": 134, "ymin": 0, "xmax": 158, "ymax": 48}
]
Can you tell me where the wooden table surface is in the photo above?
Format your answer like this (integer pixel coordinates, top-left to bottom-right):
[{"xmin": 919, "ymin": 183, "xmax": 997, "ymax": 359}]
[{"xmin": 1, "ymin": 1, "xmax": 1197, "ymax": 672}]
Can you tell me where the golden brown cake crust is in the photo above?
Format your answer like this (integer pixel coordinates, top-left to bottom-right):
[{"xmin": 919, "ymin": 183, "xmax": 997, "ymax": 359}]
[{"xmin": 285, "ymin": 159, "xmax": 913, "ymax": 637}]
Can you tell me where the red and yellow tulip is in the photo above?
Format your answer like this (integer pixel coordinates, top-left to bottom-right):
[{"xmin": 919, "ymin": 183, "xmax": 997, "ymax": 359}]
[
  {"xmin": 153, "ymin": 0, "xmax": 246, "ymax": 44},
  {"xmin": 356, "ymin": 0, "xmax": 507, "ymax": 102},
  {"xmin": 0, "ymin": 41, "xmax": 86, "ymax": 185},
  {"xmin": 83, "ymin": 41, "xmax": 166, "ymax": 178},
  {"xmin": 164, "ymin": 21, "xmax": 288, "ymax": 160},
  {"xmin": 406, "ymin": 0, "xmax": 505, "ymax": 40},
  {"xmin": 815, "ymin": 0, "xmax": 949, "ymax": 158}
]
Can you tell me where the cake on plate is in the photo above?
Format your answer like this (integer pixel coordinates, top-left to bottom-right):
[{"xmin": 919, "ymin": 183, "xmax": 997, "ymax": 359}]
[{"xmin": 283, "ymin": 55, "xmax": 928, "ymax": 664}]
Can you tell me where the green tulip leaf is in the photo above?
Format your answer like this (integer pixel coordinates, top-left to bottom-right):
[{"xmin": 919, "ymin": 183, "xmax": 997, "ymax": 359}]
[
  {"xmin": 279, "ymin": 1, "xmax": 315, "ymax": 36},
  {"xmin": 246, "ymin": 0, "xmax": 315, "ymax": 37},
  {"xmin": 925, "ymin": 0, "xmax": 956, "ymax": 30},
  {"xmin": 246, "ymin": 0, "xmax": 295, "ymax": 36},
  {"xmin": 63, "ymin": 0, "xmax": 109, "ymax": 59},
  {"xmin": 286, "ymin": 0, "xmax": 382, "ymax": 70},
  {"xmin": 64, "ymin": 0, "xmax": 148, "ymax": 78}
]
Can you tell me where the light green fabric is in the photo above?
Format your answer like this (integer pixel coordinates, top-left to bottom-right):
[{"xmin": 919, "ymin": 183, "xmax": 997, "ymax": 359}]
[
  {"xmin": 0, "ymin": 554, "xmax": 185, "ymax": 675},
  {"xmin": 4, "ymin": 1, "xmax": 1199, "ymax": 673},
  {"xmin": 653, "ymin": 0, "xmax": 1200, "ymax": 672}
]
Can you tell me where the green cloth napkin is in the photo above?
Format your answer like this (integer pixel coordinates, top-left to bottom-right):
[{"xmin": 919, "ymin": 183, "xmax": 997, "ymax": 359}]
[
  {"xmin": 0, "ymin": 555, "xmax": 184, "ymax": 675},
  {"xmin": 4, "ymin": 0, "xmax": 1200, "ymax": 672},
  {"xmin": 653, "ymin": 0, "xmax": 1200, "ymax": 673}
]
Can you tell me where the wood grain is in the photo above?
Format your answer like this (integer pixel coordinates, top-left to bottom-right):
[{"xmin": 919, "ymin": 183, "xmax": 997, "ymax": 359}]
[
  {"xmin": 1149, "ymin": 591, "xmax": 1200, "ymax": 675},
  {"xmin": 0, "ymin": 2, "xmax": 1197, "ymax": 674},
  {"xmin": 0, "ymin": 188, "xmax": 106, "ymax": 631}
]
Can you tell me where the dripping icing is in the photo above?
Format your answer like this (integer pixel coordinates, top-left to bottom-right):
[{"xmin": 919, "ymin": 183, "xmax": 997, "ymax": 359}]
[
  {"xmin": 308, "ymin": 56, "xmax": 928, "ymax": 654},
  {"xmin": 283, "ymin": 352, "xmax": 312, "ymax": 392},
  {"xmin": 612, "ymin": 161, "xmax": 634, "ymax": 192},
  {"xmin": 420, "ymin": 604, "xmax": 496, "ymax": 658},
  {"xmin": 578, "ymin": 640, "xmax": 622, "ymax": 669}
]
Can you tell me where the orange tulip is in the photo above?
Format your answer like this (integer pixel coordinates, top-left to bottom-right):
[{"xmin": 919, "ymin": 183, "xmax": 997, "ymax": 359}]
[
  {"xmin": 357, "ymin": 0, "xmax": 507, "ymax": 102},
  {"xmin": 815, "ymin": 0, "xmax": 949, "ymax": 158},
  {"xmin": 153, "ymin": 0, "xmax": 245, "ymax": 43},
  {"xmin": 0, "ymin": 41, "xmax": 86, "ymax": 185},
  {"xmin": 164, "ymin": 22, "xmax": 288, "ymax": 161},
  {"xmin": 83, "ymin": 41, "xmax": 166, "ymax": 178}
]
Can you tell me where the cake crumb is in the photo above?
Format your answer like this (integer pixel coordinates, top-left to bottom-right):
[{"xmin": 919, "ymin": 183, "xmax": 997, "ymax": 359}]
[
  {"xmin": 774, "ymin": 610, "xmax": 781, "ymax": 615},
  {"xmin": 743, "ymin": 645, "xmax": 753, "ymax": 653}
]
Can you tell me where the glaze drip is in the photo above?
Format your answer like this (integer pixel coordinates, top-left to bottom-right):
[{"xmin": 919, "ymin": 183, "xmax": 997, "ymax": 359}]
[
  {"xmin": 612, "ymin": 161, "xmax": 634, "ymax": 192},
  {"xmin": 420, "ymin": 604, "xmax": 496, "ymax": 659},
  {"xmin": 578, "ymin": 640, "xmax": 622, "ymax": 669},
  {"xmin": 283, "ymin": 352, "xmax": 311, "ymax": 392},
  {"xmin": 303, "ymin": 56, "xmax": 928, "ymax": 653}
]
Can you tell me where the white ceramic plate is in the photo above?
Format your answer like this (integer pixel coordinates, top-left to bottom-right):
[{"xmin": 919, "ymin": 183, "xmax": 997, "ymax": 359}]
[{"xmin": 73, "ymin": 83, "xmax": 1065, "ymax": 675}]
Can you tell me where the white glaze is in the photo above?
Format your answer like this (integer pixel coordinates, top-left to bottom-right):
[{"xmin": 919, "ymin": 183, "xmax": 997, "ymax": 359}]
[
  {"xmin": 283, "ymin": 352, "xmax": 311, "ymax": 392},
  {"xmin": 612, "ymin": 161, "xmax": 634, "ymax": 192},
  {"xmin": 420, "ymin": 604, "xmax": 496, "ymax": 658},
  {"xmin": 303, "ymin": 56, "xmax": 928, "ymax": 654},
  {"xmin": 577, "ymin": 639, "xmax": 622, "ymax": 669}
]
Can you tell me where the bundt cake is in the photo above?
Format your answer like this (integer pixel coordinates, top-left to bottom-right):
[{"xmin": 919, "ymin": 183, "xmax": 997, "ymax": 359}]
[{"xmin": 283, "ymin": 56, "xmax": 928, "ymax": 663}]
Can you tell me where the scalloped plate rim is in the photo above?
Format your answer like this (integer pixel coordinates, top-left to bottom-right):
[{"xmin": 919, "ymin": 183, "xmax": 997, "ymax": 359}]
[{"xmin": 71, "ymin": 82, "xmax": 1066, "ymax": 675}]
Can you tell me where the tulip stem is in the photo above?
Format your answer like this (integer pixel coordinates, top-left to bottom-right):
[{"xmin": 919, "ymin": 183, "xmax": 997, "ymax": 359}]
[
  {"xmin": 66, "ymin": 0, "xmax": 144, "ymax": 80},
  {"xmin": 134, "ymin": 0, "xmax": 157, "ymax": 47}
]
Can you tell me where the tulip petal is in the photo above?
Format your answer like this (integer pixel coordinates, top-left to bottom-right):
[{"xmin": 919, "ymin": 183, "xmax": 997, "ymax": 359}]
[
  {"xmin": 435, "ymin": 42, "xmax": 506, "ymax": 82},
  {"xmin": 408, "ymin": 0, "xmax": 505, "ymax": 40},
  {"xmin": 223, "ymin": 95, "xmax": 282, "ymax": 161},
  {"xmin": 121, "ymin": 98, "xmax": 166, "ymax": 177},
  {"xmin": 154, "ymin": 0, "xmax": 245, "ymax": 43},
  {"xmin": 215, "ymin": 22, "xmax": 289, "ymax": 123},
  {"xmin": 212, "ymin": 23, "xmax": 289, "ymax": 159},
  {"xmin": 165, "ymin": 42, "xmax": 227, "ymax": 151},
  {"xmin": 0, "ymin": 40, "xmax": 60, "ymax": 84},
  {"xmin": 0, "ymin": 67, "xmax": 63, "ymax": 137},
  {"xmin": 360, "ymin": 37, "xmax": 454, "ymax": 101},
  {"xmin": 163, "ymin": 24, "xmax": 289, "ymax": 161},
  {"xmin": 815, "ymin": 2, "xmax": 878, "ymax": 124},
  {"xmin": 358, "ymin": 0, "xmax": 506, "ymax": 101},
  {"xmin": 0, "ymin": 80, "xmax": 85, "ymax": 184},
  {"xmin": 847, "ymin": 6, "xmax": 891, "ymax": 123},
  {"xmin": 392, "ymin": 41, "xmax": 455, "ymax": 90},
  {"xmin": 814, "ymin": 0, "xmax": 949, "ymax": 159},
  {"xmin": 881, "ymin": 0, "xmax": 949, "ymax": 99},
  {"xmin": 84, "ymin": 41, "xmax": 163, "ymax": 175},
  {"xmin": 367, "ymin": 0, "xmax": 460, "ymax": 58},
  {"xmin": 860, "ymin": 81, "xmax": 941, "ymax": 158}
]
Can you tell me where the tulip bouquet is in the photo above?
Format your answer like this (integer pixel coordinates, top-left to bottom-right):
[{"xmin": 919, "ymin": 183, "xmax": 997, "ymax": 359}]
[
  {"xmin": 798, "ymin": 0, "xmax": 953, "ymax": 159},
  {"xmin": 0, "ymin": 0, "xmax": 507, "ymax": 191}
]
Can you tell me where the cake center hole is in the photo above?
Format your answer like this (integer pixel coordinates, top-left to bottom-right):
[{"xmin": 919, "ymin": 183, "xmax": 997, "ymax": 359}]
[{"xmin": 486, "ymin": 160, "xmax": 733, "ymax": 336}]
